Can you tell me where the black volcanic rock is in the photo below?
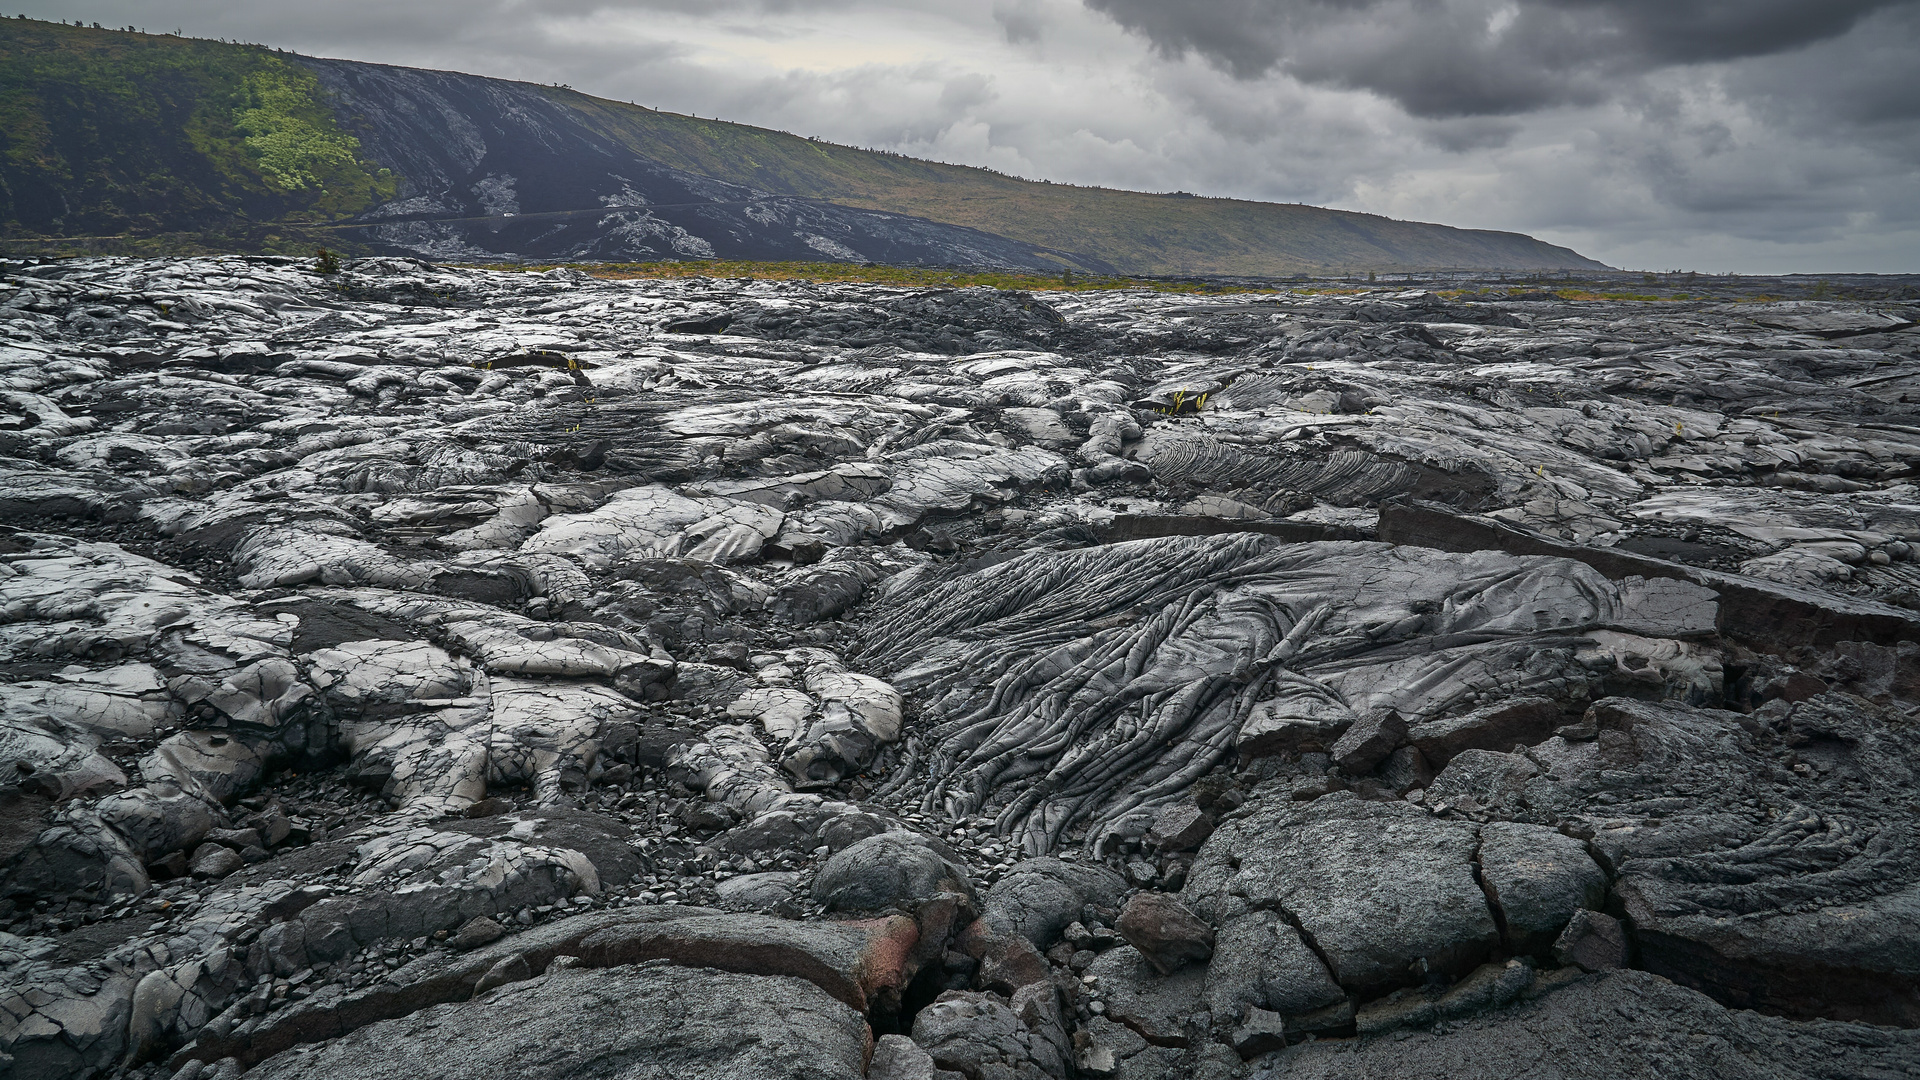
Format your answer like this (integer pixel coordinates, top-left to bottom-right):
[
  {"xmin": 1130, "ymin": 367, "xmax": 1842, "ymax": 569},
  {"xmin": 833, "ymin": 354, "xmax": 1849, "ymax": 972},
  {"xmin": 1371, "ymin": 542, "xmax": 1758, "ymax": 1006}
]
[
  {"xmin": 1277, "ymin": 970, "xmax": 1920, "ymax": 1080},
  {"xmin": 1, "ymin": 257, "xmax": 1919, "ymax": 1080},
  {"xmin": 246, "ymin": 964, "xmax": 872, "ymax": 1080}
]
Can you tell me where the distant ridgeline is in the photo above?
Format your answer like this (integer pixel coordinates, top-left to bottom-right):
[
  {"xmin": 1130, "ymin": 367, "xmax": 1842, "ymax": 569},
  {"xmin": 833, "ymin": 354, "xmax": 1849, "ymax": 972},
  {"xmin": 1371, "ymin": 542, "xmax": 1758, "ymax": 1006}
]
[{"xmin": 0, "ymin": 19, "xmax": 1608, "ymax": 274}]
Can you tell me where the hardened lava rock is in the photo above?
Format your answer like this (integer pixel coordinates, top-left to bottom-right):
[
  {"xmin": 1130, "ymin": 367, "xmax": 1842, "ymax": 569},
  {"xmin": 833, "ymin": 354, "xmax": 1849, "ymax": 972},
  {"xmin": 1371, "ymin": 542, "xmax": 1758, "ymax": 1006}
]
[{"xmin": 2, "ymin": 256, "xmax": 1918, "ymax": 1079}]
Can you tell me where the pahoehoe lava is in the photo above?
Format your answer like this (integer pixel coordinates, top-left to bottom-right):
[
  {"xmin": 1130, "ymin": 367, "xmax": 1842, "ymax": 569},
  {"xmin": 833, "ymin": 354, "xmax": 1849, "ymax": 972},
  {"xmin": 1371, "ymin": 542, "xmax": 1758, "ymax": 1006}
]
[{"xmin": 3, "ymin": 255, "xmax": 1920, "ymax": 1080}]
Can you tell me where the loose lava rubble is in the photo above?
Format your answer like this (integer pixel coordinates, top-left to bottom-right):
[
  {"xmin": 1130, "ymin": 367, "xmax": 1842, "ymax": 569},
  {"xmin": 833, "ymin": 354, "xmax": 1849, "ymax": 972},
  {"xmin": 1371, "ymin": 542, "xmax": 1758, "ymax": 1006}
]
[{"xmin": 2, "ymin": 254, "xmax": 1920, "ymax": 1080}]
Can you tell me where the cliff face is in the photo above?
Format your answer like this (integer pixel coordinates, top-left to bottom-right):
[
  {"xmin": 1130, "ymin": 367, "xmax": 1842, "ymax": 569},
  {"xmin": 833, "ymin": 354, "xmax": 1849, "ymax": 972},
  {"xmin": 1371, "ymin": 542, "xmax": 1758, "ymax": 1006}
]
[{"xmin": 0, "ymin": 20, "xmax": 1609, "ymax": 273}]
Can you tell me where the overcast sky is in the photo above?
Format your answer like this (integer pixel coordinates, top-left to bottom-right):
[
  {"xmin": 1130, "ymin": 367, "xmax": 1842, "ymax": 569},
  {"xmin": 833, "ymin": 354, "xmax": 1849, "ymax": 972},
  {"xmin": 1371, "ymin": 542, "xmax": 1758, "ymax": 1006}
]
[{"xmin": 31, "ymin": 0, "xmax": 1920, "ymax": 273}]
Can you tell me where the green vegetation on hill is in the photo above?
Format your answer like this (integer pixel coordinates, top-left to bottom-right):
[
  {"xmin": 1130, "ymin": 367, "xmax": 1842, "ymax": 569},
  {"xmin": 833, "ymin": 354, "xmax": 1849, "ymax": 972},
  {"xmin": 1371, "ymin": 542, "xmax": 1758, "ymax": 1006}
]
[
  {"xmin": 0, "ymin": 20, "xmax": 391, "ymax": 242},
  {"xmin": 553, "ymin": 89, "xmax": 1603, "ymax": 276},
  {"xmin": 230, "ymin": 68, "xmax": 386, "ymax": 197}
]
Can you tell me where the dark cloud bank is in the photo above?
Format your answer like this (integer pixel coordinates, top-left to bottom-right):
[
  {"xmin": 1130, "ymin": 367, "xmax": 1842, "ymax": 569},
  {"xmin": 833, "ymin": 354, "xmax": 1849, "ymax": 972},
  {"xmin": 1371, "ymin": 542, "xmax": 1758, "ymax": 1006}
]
[{"xmin": 1087, "ymin": 1, "xmax": 1906, "ymax": 116}]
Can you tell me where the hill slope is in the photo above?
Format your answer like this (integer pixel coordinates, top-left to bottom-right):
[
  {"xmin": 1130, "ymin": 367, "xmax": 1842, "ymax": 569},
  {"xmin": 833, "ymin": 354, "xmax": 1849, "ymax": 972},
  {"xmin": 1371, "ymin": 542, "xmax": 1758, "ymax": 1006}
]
[
  {"xmin": 0, "ymin": 20, "xmax": 1607, "ymax": 274},
  {"xmin": 545, "ymin": 88, "xmax": 1604, "ymax": 275},
  {"xmin": 291, "ymin": 54, "xmax": 1109, "ymax": 272}
]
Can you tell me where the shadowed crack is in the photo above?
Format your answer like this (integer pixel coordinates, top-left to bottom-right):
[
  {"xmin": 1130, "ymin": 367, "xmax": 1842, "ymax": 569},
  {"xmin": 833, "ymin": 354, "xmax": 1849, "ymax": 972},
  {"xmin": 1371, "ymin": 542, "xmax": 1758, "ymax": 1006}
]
[
  {"xmin": 1468, "ymin": 826, "xmax": 1514, "ymax": 952},
  {"xmin": 1267, "ymin": 900, "xmax": 1343, "ymax": 992}
]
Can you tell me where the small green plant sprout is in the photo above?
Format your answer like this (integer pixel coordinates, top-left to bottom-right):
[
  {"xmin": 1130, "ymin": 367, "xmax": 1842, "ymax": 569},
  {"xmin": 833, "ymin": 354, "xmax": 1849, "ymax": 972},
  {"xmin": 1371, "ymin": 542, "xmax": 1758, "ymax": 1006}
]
[{"xmin": 314, "ymin": 248, "xmax": 341, "ymax": 275}]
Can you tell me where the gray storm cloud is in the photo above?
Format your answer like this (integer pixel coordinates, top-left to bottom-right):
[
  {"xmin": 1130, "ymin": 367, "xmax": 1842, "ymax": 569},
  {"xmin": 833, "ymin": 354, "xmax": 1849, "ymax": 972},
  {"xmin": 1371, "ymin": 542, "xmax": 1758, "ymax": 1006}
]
[{"xmin": 1082, "ymin": 0, "xmax": 1911, "ymax": 117}]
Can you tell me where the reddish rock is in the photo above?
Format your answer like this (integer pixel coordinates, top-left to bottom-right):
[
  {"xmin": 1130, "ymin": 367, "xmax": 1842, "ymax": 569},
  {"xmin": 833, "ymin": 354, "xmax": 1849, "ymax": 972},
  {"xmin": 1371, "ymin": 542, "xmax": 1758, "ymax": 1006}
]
[
  {"xmin": 1115, "ymin": 892, "xmax": 1214, "ymax": 975},
  {"xmin": 577, "ymin": 911, "xmax": 921, "ymax": 1013},
  {"xmin": 1146, "ymin": 803, "xmax": 1213, "ymax": 853},
  {"xmin": 956, "ymin": 918, "xmax": 1051, "ymax": 993}
]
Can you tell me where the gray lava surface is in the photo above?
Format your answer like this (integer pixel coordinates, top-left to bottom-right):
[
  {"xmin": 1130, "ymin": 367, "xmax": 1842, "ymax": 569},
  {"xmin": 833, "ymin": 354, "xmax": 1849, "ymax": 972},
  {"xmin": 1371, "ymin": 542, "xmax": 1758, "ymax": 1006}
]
[{"xmin": 3, "ymin": 256, "xmax": 1920, "ymax": 1080}]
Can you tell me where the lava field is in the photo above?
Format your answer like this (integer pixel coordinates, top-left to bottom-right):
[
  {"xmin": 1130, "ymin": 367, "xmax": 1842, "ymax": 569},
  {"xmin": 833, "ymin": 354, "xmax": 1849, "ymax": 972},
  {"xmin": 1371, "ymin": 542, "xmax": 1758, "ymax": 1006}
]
[{"xmin": 3, "ymin": 256, "xmax": 1920, "ymax": 1080}]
